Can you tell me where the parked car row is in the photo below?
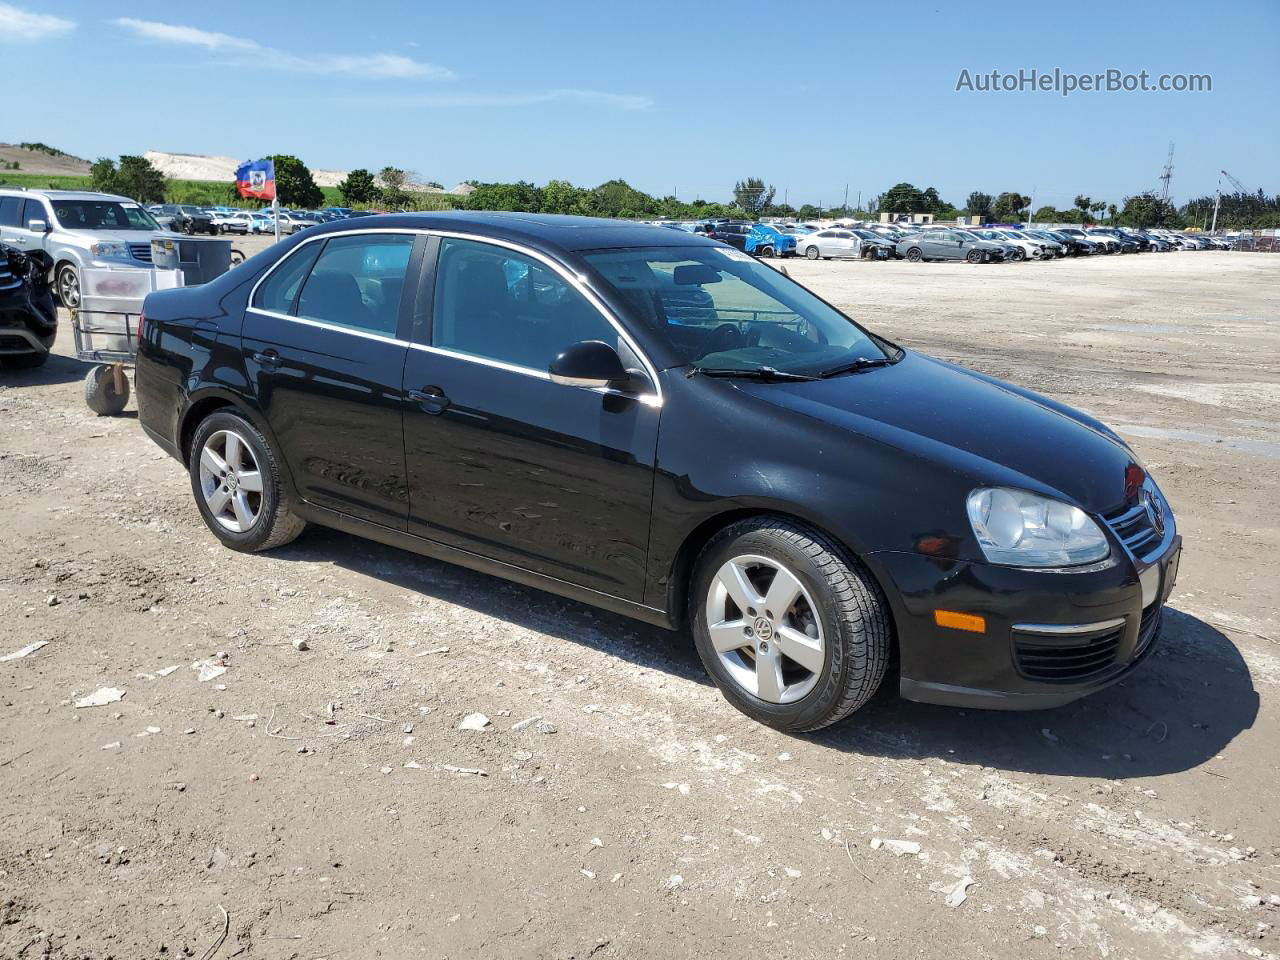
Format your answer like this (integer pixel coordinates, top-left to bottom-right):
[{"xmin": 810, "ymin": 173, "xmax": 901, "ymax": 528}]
[
  {"xmin": 143, "ymin": 204, "xmax": 386, "ymax": 237},
  {"xmin": 648, "ymin": 217, "xmax": 1238, "ymax": 265}
]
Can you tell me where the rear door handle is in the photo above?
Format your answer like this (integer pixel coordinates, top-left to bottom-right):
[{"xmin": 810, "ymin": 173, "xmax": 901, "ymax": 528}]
[
  {"xmin": 252, "ymin": 349, "xmax": 281, "ymax": 370},
  {"xmin": 408, "ymin": 386, "xmax": 450, "ymax": 415}
]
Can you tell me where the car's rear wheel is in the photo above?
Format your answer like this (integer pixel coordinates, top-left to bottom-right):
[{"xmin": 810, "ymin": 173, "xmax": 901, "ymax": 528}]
[
  {"xmin": 805, "ymin": 246, "xmax": 819, "ymax": 260},
  {"xmin": 189, "ymin": 411, "xmax": 306, "ymax": 552},
  {"xmin": 690, "ymin": 518, "xmax": 890, "ymax": 732},
  {"xmin": 905, "ymin": 247, "xmax": 923, "ymax": 262}
]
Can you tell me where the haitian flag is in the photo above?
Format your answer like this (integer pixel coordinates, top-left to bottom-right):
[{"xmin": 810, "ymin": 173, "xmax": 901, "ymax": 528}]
[{"xmin": 235, "ymin": 158, "xmax": 276, "ymax": 200}]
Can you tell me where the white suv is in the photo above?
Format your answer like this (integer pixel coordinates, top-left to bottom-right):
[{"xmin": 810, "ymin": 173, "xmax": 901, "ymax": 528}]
[{"xmin": 0, "ymin": 189, "xmax": 176, "ymax": 308}]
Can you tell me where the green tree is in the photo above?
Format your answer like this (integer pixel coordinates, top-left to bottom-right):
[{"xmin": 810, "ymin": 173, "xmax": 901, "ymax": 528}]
[
  {"xmin": 337, "ymin": 168, "xmax": 379, "ymax": 205},
  {"xmin": 965, "ymin": 191, "xmax": 994, "ymax": 220},
  {"xmin": 379, "ymin": 166, "xmax": 410, "ymax": 208},
  {"xmin": 733, "ymin": 177, "xmax": 775, "ymax": 217},
  {"xmin": 590, "ymin": 179, "xmax": 657, "ymax": 218},
  {"xmin": 796, "ymin": 204, "xmax": 822, "ymax": 220},
  {"xmin": 992, "ymin": 191, "xmax": 1031, "ymax": 222},
  {"xmin": 880, "ymin": 182, "xmax": 925, "ymax": 214},
  {"xmin": 89, "ymin": 154, "xmax": 167, "ymax": 203},
  {"xmin": 465, "ymin": 181, "xmax": 543, "ymax": 212},
  {"xmin": 267, "ymin": 154, "xmax": 323, "ymax": 208},
  {"xmin": 1073, "ymin": 194, "xmax": 1092, "ymax": 222},
  {"xmin": 540, "ymin": 179, "xmax": 589, "ymax": 215},
  {"xmin": 1116, "ymin": 192, "xmax": 1181, "ymax": 229}
]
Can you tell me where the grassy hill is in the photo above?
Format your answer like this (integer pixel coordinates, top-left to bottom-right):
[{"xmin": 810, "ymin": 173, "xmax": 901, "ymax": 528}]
[{"xmin": 0, "ymin": 170, "xmax": 464, "ymax": 211}]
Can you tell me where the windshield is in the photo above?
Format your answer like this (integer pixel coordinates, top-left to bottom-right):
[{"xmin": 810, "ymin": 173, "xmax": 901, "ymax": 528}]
[
  {"xmin": 583, "ymin": 245, "xmax": 892, "ymax": 375},
  {"xmin": 954, "ymin": 230, "xmax": 981, "ymax": 242},
  {"xmin": 51, "ymin": 200, "xmax": 161, "ymax": 232}
]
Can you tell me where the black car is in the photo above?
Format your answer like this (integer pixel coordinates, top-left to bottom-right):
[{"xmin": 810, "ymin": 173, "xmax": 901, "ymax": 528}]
[
  {"xmin": 135, "ymin": 213, "xmax": 1181, "ymax": 732},
  {"xmin": 704, "ymin": 221, "xmax": 752, "ymax": 251},
  {"xmin": 154, "ymin": 204, "xmax": 215, "ymax": 235},
  {"xmin": 0, "ymin": 244, "xmax": 56, "ymax": 368}
]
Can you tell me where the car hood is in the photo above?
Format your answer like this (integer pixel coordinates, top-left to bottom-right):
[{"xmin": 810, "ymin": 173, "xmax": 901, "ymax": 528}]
[
  {"xmin": 70, "ymin": 229, "xmax": 173, "ymax": 245},
  {"xmin": 738, "ymin": 351, "xmax": 1135, "ymax": 513}
]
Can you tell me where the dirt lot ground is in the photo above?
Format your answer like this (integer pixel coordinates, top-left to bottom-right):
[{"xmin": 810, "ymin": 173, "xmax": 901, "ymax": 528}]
[{"xmin": 2, "ymin": 248, "xmax": 1278, "ymax": 960}]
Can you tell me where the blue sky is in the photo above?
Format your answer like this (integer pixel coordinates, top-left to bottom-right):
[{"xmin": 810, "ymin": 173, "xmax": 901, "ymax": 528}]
[{"xmin": 2, "ymin": 0, "xmax": 1276, "ymax": 209}]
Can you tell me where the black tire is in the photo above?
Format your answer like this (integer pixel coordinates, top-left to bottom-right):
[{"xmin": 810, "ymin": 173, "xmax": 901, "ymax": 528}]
[
  {"xmin": 1009, "ymin": 248, "xmax": 1026, "ymax": 262},
  {"xmin": 83, "ymin": 365, "xmax": 129, "ymax": 415},
  {"xmin": 188, "ymin": 410, "xmax": 306, "ymax": 552},
  {"xmin": 805, "ymin": 246, "xmax": 819, "ymax": 260},
  {"xmin": 4, "ymin": 351, "xmax": 49, "ymax": 369},
  {"xmin": 905, "ymin": 247, "xmax": 923, "ymax": 262},
  {"xmin": 965, "ymin": 249, "xmax": 983, "ymax": 264},
  {"xmin": 760, "ymin": 246, "xmax": 775, "ymax": 258},
  {"xmin": 689, "ymin": 517, "xmax": 891, "ymax": 732}
]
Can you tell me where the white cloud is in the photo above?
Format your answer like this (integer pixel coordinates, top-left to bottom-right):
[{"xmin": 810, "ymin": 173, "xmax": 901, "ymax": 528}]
[
  {"xmin": 112, "ymin": 18, "xmax": 256, "ymax": 51},
  {"xmin": 371, "ymin": 88, "xmax": 654, "ymax": 111},
  {"xmin": 110, "ymin": 17, "xmax": 453, "ymax": 79},
  {"xmin": 0, "ymin": 3, "xmax": 75, "ymax": 41}
]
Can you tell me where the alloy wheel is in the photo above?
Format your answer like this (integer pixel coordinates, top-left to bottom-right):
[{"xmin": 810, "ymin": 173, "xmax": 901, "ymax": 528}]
[
  {"xmin": 58, "ymin": 266, "xmax": 80, "ymax": 308},
  {"xmin": 198, "ymin": 429, "xmax": 265, "ymax": 533},
  {"xmin": 704, "ymin": 554, "xmax": 825, "ymax": 704}
]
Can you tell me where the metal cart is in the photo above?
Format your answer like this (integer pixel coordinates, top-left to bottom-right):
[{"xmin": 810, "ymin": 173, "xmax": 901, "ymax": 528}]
[{"xmin": 73, "ymin": 267, "xmax": 182, "ymax": 416}]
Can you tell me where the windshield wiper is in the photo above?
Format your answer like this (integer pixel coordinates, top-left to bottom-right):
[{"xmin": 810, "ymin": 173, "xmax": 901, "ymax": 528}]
[
  {"xmin": 687, "ymin": 365, "xmax": 818, "ymax": 382},
  {"xmin": 817, "ymin": 356, "xmax": 895, "ymax": 378}
]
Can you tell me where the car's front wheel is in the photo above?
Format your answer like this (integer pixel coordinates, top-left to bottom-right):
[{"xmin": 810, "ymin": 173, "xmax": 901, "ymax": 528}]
[
  {"xmin": 965, "ymin": 249, "xmax": 983, "ymax": 264},
  {"xmin": 690, "ymin": 518, "xmax": 890, "ymax": 732},
  {"xmin": 189, "ymin": 410, "xmax": 306, "ymax": 552},
  {"xmin": 56, "ymin": 263, "xmax": 80, "ymax": 308}
]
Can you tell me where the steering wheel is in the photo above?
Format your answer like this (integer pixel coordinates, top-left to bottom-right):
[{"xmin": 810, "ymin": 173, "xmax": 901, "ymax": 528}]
[{"xmin": 705, "ymin": 322, "xmax": 746, "ymax": 355}]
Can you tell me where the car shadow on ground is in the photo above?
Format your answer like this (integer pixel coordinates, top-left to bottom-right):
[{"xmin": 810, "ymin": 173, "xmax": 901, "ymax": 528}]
[
  {"xmin": 0, "ymin": 351, "xmax": 91, "ymax": 386},
  {"xmin": 278, "ymin": 530, "xmax": 1256, "ymax": 781},
  {"xmin": 813, "ymin": 608, "xmax": 1258, "ymax": 779}
]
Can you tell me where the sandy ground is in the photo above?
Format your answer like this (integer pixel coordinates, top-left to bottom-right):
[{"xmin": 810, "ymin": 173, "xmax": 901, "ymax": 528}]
[{"xmin": 1, "ymin": 249, "xmax": 1278, "ymax": 960}]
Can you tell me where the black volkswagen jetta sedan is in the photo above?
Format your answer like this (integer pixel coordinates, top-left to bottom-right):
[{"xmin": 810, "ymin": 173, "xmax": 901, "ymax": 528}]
[{"xmin": 136, "ymin": 213, "xmax": 1181, "ymax": 732}]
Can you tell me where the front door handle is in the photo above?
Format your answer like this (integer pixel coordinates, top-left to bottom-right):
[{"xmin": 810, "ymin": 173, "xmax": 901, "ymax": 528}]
[
  {"xmin": 252, "ymin": 349, "xmax": 281, "ymax": 370},
  {"xmin": 408, "ymin": 386, "xmax": 450, "ymax": 415}
]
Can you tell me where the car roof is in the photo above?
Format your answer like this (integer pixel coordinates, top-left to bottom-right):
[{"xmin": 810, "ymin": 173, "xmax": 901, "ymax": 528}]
[
  {"xmin": 0, "ymin": 188, "xmax": 133, "ymax": 202},
  {"xmin": 304, "ymin": 211, "xmax": 716, "ymax": 253}
]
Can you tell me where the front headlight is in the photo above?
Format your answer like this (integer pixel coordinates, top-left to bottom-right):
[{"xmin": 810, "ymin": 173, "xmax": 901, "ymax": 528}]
[
  {"xmin": 966, "ymin": 487, "xmax": 1110, "ymax": 567},
  {"xmin": 90, "ymin": 241, "xmax": 131, "ymax": 260}
]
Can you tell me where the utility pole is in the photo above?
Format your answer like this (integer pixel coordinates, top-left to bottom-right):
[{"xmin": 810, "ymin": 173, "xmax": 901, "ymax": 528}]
[
  {"xmin": 1159, "ymin": 143, "xmax": 1175, "ymax": 204},
  {"xmin": 843, "ymin": 184, "xmax": 849, "ymax": 211}
]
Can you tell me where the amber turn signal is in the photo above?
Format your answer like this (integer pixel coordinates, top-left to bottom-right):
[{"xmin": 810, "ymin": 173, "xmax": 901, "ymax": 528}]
[{"xmin": 933, "ymin": 610, "xmax": 986, "ymax": 633}]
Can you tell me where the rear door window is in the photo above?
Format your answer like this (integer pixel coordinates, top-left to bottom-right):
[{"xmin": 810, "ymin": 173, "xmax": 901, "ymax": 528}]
[
  {"xmin": 252, "ymin": 243, "xmax": 323, "ymax": 316},
  {"xmin": 295, "ymin": 234, "xmax": 415, "ymax": 336},
  {"xmin": 0, "ymin": 197, "xmax": 21, "ymax": 227}
]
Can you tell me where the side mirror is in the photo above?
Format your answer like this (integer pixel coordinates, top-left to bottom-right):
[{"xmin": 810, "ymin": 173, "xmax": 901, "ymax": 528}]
[
  {"xmin": 549, "ymin": 340, "xmax": 627, "ymax": 389},
  {"xmin": 28, "ymin": 219, "xmax": 48, "ymax": 233}
]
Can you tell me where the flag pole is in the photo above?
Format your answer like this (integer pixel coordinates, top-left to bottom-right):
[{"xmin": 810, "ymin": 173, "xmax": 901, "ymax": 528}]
[{"xmin": 273, "ymin": 194, "xmax": 280, "ymax": 243}]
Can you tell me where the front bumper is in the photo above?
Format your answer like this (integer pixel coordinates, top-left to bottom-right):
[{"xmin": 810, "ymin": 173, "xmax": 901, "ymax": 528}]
[{"xmin": 871, "ymin": 534, "xmax": 1182, "ymax": 710}]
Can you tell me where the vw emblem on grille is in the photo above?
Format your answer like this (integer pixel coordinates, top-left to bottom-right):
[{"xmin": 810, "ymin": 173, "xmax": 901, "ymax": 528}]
[{"xmin": 1144, "ymin": 488, "xmax": 1166, "ymax": 537}]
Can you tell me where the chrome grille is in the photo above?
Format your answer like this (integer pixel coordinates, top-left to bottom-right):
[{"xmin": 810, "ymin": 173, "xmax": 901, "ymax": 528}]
[
  {"xmin": 130, "ymin": 243, "xmax": 153, "ymax": 263},
  {"xmin": 1103, "ymin": 500, "xmax": 1159, "ymax": 556}
]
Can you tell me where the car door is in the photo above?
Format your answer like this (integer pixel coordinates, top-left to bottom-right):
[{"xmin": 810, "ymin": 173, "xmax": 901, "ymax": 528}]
[
  {"xmin": 401, "ymin": 235, "xmax": 661, "ymax": 601},
  {"xmin": 242, "ymin": 230, "xmax": 422, "ymax": 528},
  {"xmin": 2, "ymin": 197, "xmax": 51, "ymax": 256}
]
